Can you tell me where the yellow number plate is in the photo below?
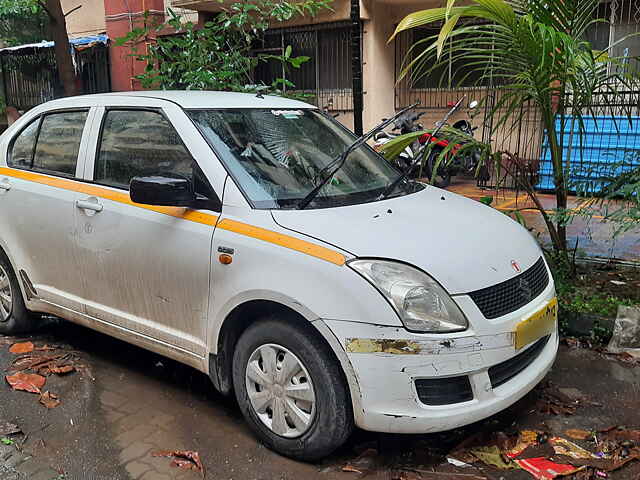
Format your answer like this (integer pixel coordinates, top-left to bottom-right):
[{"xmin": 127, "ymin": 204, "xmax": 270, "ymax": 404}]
[{"xmin": 514, "ymin": 297, "xmax": 558, "ymax": 350}]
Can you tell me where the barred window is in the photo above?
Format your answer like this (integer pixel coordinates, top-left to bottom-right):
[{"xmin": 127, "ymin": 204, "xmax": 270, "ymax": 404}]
[{"xmin": 253, "ymin": 22, "xmax": 354, "ymax": 110}]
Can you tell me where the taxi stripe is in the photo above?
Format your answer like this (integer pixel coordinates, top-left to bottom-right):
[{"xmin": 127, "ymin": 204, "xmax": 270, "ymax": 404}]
[
  {"xmin": 0, "ymin": 166, "xmax": 346, "ymax": 266},
  {"xmin": 0, "ymin": 167, "xmax": 219, "ymax": 226},
  {"xmin": 217, "ymin": 219, "xmax": 346, "ymax": 266}
]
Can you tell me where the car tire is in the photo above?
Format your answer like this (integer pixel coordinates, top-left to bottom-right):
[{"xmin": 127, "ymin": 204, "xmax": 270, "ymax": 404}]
[
  {"xmin": 232, "ymin": 316, "xmax": 354, "ymax": 461},
  {"xmin": 0, "ymin": 252, "xmax": 36, "ymax": 335}
]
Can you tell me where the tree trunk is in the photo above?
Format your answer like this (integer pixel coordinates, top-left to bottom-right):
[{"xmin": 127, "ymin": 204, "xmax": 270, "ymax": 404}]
[
  {"xmin": 45, "ymin": 0, "xmax": 78, "ymax": 97},
  {"xmin": 542, "ymin": 106, "xmax": 570, "ymax": 260}
]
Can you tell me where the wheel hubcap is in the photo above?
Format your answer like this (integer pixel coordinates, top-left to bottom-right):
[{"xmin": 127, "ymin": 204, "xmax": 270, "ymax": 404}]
[
  {"xmin": 245, "ymin": 344, "xmax": 316, "ymax": 438},
  {"xmin": 0, "ymin": 265, "xmax": 12, "ymax": 323}
]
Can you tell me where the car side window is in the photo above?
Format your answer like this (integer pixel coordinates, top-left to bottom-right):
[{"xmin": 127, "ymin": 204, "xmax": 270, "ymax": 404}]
[
  {"xmin": 32, "ymin": 111, "xmax": 88, "ymax": 177},
  {"xmin": 8, "ymin": 118, "xmax": 40, "ymax": 169},
  {"xmin": 95, "ymin": 110, "xmax": 197, "ymax": 191}
]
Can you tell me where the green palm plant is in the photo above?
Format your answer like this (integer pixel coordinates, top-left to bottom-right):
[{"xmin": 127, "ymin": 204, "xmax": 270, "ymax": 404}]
[{"xmin": 387, "ymin": 0, "xmax": 638, "ymax": 263}]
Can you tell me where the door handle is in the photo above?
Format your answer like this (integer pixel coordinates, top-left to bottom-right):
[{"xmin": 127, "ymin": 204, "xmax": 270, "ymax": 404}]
[
  {"xmin": 76, "ymin": 199, "xmax": 103, "ymax": 213},
  {"xmin": 0, "ymin": 179, "xmax": 11, "ymax": 191}
]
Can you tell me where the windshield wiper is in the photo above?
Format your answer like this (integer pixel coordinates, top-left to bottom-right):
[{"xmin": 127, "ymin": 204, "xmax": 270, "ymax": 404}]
[
  {"xmin": 378, "ymin": 97, "xmax": 466, "ymax": 201},
  {"xmin": 297, "ymin": 102, "xmax": 420, "ymax": 210}
]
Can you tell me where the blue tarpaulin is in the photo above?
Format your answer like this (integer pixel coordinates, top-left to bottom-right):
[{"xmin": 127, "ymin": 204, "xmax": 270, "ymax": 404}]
[
  {"xmin": 536, "ymin": 115, "xmax": 640, "ymax": 192},
  {"xmin": 0, "ymin": 35, "xmax": 109, "ymax": 53}
]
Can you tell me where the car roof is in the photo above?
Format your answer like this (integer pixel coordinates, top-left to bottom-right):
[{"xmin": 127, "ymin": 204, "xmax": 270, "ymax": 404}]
[{"xmin": 41, "ymin": 91, "xmax": 318, "ymax": 110}]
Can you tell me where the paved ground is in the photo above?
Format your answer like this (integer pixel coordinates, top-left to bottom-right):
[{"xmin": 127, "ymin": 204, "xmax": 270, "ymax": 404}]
[
  {"xmin": 447, "ymin": 180, "xmax": 640, "ymax": 263},
  {"xmin": 1, "ymin": 321, "xmax": 639, "ymax": 480}
]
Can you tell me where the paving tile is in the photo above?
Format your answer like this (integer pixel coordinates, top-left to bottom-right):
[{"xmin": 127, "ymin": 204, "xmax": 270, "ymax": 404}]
[
  {"xmin": 100, "ymin": 390, "xmax": 128, "ymax": 409},
  {"xmin": 119, "ymin": 442, "xmax": 153, "ymax": 464},
  {"xmin": 124, "ymin": 460, "xmax": 152, "ymax": 479},
  {"xmin": 115, "ymin": 423, "xmax": 158, "ymax": 446},
  {"xmin": 140, "ymin": 471, "xmax": 172, "ymax": 480}
]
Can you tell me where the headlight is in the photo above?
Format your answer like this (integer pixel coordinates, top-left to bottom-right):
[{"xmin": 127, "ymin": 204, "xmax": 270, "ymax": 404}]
[{"xmin": 348, "ymin": 259, "xmax": 468, "ymax": 333}]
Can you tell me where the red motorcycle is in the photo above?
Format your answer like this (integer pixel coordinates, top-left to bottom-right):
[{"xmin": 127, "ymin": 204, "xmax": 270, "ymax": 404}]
[{"xmin": 417, "ymin": 100, "xmax": 480, "ymax": 187}]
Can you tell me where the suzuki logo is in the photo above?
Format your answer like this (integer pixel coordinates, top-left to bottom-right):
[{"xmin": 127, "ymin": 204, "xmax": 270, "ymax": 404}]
[{"xmin": 511, "ymin": 260, "xmax": 521, "ymax": 273}]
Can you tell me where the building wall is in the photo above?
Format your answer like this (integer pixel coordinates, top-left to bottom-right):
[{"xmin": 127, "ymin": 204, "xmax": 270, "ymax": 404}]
[
  {"xmin": 62, "ymin": 0, "xmax": 107, "ymax": 37},
  {"xmin": 104, "ymin": 0, "xmax": 166, "ymax": 91}
]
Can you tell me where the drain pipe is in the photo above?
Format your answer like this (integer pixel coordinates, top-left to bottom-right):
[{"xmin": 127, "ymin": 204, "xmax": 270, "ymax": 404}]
[{"xmin": 350, "ymin": 0, "xmax": 363, "ymax": 135}]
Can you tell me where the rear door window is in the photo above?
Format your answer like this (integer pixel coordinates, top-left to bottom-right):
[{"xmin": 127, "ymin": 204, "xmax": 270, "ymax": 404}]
[
  {"xmin": 8, "ymin": 110, "xmax": 88, "ymax": 177},
  {"xmin": 8, "ymin": 118, "xmax": 40, "ymax": 169},
  {"xmin": 32, "ymin": 111, "xmax": 88, "ymax": 177}
]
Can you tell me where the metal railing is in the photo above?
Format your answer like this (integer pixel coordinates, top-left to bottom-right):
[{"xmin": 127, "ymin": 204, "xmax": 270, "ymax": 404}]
[{"xmin": 0, "ymin": 43, "xmax": 111, "ymax": 111}]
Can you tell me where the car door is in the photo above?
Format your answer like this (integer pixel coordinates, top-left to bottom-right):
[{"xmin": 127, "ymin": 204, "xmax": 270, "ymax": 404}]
[
  {"xmin": 0, "ymin": 108, "xmax": 95, "ymax": 313},
  {"xmin": 74, "ymin": 102, "xmax": 220, "ymax": 363}
]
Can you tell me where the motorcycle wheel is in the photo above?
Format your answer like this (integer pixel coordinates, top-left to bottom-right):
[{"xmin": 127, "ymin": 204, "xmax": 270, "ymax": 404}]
[{"xmin": 426, "ymin": 151, "xmax": 452, "ymax": 188}]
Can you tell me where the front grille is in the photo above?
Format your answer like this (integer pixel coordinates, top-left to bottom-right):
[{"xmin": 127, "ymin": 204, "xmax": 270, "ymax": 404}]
[
  {"xmin": 489, "ymin": 335, "xmax": 550, "ymax": 388},
  {"xmin": 415, "ymin": 376, "xmax": 473, "ymax": 405},
  {"xmin": 469, "ymin": 257, "xmax": 549, "ymax": 319}
]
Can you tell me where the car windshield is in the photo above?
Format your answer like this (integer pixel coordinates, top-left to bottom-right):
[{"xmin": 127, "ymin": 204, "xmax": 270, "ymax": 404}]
[{"xmin": 188, "ymin": 108, "xmax": 422, "ymax": 209}]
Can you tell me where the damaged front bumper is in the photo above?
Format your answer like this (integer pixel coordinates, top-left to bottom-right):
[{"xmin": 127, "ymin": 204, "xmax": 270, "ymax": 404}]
[{"xmin": 322, "ymin": 284, "xmax": 559, "ymax": 434}]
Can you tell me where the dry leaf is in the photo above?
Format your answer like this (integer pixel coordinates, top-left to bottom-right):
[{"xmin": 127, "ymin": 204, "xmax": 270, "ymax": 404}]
[
  {"xmin": 0, "ymin": 422, "xmax": 21, "ymax": 436},
  {"xmin": 9, "ymin": 354, "xmax": 64, "ymax": 372},
  {"xmin": 35, "ymin": 345, "xmax": 57, "ymax": 351},
  {"xmin": 9, "ymin": 342, "xmax": 34, "ymax": 354},
  {"xmin": 39, "ymin": 391, "xmax": 60, "ymax": 409},
  {"xmin": 5, "ymin": 372, "xmax": 46, "ymax": 394},
  {"xmin": 342, "ymin": 465, "xmax": 363, "ymax": 474},
  {"xmin": 565, "ymin": 429, "xmax": 592, "ymax": 440},
  {"xmin": 48, "ymin": 365, "xmax": 75, "ymax": 375},
  {"xmin": 152, "ymin": 450, "xmax": 204, "ymax": 473}
]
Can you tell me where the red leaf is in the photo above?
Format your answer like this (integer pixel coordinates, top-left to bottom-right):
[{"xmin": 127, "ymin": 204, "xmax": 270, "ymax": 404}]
[
  {"xmin": 5, "ymin": 372, "xmax": 46, "ymax": 394},
  {"xmin": 9, "ymin": 342, "xmax": 34, "ymax": 354},
  {"xmin": 39, "ymin": 391, "xmax": 60, "ymax": 409},
  {"xmin": 48, "ymin": 365, "xmax": 75, "ymax": 375},
  {"xmin": 152, "ymin": 450, "xmax": 204, "ymax": 473}
]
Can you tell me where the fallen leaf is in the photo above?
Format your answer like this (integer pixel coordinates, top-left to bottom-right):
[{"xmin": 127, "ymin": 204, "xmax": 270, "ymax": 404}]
[
  {"xmin": 599, "ymin": 428, "xmax": 640, "ymax": 443},
  {"xmin": 35, "ymin": 345, "xmax": 57, "ymax": 351},
  {"xmin": 342, "ymin": 465, "xmax": 363, "ymax": 474},
  {"xmin": 5, "ymin": 372, "xmax": 46, "ymax": 394},
  {"xmin": 9, "ymin": 354, "xmax": 64, "ymax": 373},
  {"xmin": 39, "ymin": 391, "xmax": 60, "ymax": 409},
  {"xmin": 48, "ymin": 365, "xmax": 75, "ymax": 375},
  {"xmin": 565, "ymin": 429, "xmax": 592, "ymax": 440},
  {"xmin": 9, "ymin": 342, "xmax": 34, "ymax": 354},
  {"xmin": 0, "ymin": 422, "xmax": 21, "ymax": 436},
  {"xmin": 470, "ymin": 445, "xmax": 518, "ymax": 469},
  {"xmin": 152, "ymin": 450, "xmax": 204, "ymax": 473}
]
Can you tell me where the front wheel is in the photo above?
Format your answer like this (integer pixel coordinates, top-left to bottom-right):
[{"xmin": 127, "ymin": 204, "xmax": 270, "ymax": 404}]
[{"xmin": 232, "ymin": 317, "xmax": 353, "ymax": 461}]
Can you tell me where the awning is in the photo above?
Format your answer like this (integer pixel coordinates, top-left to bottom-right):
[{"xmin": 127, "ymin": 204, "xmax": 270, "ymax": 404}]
[{"xmin": 0, "ymin": 35, "xmax": 109, "ymax": 53}]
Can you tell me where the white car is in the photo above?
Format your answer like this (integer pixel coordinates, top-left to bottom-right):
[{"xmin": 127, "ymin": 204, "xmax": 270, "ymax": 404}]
[{"xmin": 0, "ymin": 92, "xmax": 558, "ymax": 460}]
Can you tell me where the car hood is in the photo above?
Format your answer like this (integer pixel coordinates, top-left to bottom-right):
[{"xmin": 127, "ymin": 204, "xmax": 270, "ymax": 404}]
[{"xmin": 271, "ymin": 186, "xmax": 543, "ymax": 294}]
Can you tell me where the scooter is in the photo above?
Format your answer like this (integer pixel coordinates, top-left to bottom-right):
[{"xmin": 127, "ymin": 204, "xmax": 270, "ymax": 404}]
[{"xmin": 372, "ymin": 111, "xmax": 425, "ymax": 170}]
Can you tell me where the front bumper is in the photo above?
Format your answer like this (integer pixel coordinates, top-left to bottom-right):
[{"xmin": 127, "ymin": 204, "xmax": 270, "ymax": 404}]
[{"xmin": 322, "ymin": 281, "xmax": 558, "ymax": 434}]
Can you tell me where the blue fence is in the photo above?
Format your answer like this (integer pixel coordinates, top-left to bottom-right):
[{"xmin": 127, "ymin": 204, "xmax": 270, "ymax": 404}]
[{"xmin": 537, "ymin": 115, "xmax": 640, "ymax": 192}]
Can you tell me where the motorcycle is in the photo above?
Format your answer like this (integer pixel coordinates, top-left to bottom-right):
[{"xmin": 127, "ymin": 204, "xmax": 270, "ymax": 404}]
[
  {"xmin": 417, "ymin": 99, "xmax": 480, "ymax": 188},
  {"xmin": 374, "ymin": 100, "xmax": 481, "ymax": 188}
]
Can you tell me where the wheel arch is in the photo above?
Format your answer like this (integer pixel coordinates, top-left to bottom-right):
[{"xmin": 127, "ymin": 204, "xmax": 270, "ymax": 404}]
[{"xmin": 209, "ymin": 297, "xmax": 365, "ymax": 425}]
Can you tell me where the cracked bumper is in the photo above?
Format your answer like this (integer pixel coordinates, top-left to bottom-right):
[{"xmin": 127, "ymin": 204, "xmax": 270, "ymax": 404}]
[{"xmin": 322, "ymin": 285, "xmax": 559, "ymax": 434}]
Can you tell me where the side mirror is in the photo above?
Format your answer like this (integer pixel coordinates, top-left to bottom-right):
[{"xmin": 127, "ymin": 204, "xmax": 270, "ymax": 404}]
[
  {"xmin": 130, "ymin": 174, "xmax": 196, "ymax": 207},
  {"xmin": 469, "ymin": 100, "xmax": 479, "ymax": 109}
]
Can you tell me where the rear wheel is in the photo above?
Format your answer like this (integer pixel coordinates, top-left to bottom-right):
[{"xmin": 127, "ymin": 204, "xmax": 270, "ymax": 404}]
[
  {"xmin": 0, "ymin": 253, "xmax": 36, "ymax": 335},
  {"xmin": 232, "ymin": 317, "xmax": 353, "ymax": 461}
]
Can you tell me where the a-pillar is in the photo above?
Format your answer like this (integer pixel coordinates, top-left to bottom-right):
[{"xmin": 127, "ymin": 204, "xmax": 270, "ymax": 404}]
[{"xmin": 104, "ymin": 0, "xmax": 165, "ymax": 91}]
